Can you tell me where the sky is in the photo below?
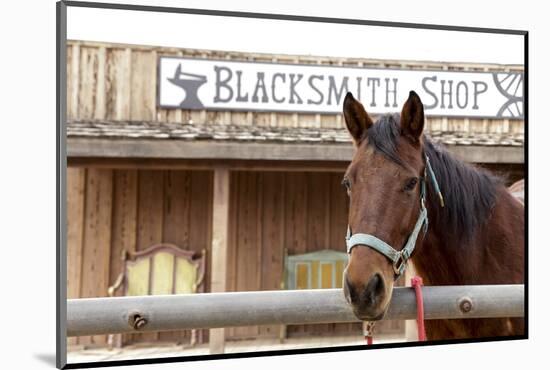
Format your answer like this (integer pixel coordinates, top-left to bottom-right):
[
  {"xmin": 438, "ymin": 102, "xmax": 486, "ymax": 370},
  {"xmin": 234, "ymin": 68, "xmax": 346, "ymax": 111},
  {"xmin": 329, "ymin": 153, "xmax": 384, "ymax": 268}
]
[{"xmin": 67, "ymin": 5, "xmax": 524, "ymax": 65}]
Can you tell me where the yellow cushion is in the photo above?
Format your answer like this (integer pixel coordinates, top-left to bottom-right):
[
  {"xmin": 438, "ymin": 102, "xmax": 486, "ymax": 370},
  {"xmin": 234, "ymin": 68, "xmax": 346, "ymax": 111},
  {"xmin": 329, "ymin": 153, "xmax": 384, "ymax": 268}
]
[{"xmin": 126, "ymin": 252, "xmax": 199, "ymax": 296}]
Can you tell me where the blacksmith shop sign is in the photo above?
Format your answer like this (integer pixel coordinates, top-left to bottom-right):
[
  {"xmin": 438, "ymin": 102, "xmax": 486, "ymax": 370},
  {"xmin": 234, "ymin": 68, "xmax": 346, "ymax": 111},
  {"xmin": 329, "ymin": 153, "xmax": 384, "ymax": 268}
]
[{"xmin": 158, "ymin": 56, "xmax": 524, "ymax": 119}]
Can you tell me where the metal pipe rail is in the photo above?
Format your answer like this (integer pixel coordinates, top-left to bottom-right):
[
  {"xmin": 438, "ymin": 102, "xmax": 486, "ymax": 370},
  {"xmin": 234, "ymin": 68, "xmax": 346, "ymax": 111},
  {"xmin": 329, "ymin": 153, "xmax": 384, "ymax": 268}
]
[{"xmin": 67, "ymin": 285, "xmax": 524, "ymax": 337}]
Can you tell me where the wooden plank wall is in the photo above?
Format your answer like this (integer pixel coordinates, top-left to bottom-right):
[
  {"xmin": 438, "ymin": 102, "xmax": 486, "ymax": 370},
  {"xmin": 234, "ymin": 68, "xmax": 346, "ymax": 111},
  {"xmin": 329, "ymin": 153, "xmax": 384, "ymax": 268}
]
[
  {"xmin": 69, "ymin": 165, "xmax": 524, "ymax": 345},
  {"xmin": 66, "ymin": 167, "xmax": 213, "ymax": 347},
  {"xmin": 225, "ymin": 171, "xmax": 404, "ymax": 340}
]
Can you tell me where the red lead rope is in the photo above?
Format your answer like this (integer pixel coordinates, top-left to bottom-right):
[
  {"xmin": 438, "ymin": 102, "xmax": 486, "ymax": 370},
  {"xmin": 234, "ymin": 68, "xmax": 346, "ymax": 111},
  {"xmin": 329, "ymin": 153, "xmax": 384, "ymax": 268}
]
[
  {"xmin": 365, "ymin": 335, "xmax": 374, "ymax": 345},
  {"xmin": 411, "ymin": 276, "xmax": 427, "ymax": 341},
  {"xmin": 364, "ymin": 276, "xmax": 426, "ymax": 344}
]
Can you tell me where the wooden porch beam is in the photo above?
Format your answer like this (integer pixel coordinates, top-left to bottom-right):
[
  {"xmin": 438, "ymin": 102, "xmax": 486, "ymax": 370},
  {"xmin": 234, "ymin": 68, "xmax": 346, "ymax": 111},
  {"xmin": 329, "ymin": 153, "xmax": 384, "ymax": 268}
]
[
  {"xmin": 67, "ymin": 138, "xmax": 524, "ymax": 164},
  {"xmin": 209, "ymin": 168, "xmax": 230, "ymax": 354},
  {"xmin": 67, "ymin": 157, "xmax": 349, "ymax": 172}
]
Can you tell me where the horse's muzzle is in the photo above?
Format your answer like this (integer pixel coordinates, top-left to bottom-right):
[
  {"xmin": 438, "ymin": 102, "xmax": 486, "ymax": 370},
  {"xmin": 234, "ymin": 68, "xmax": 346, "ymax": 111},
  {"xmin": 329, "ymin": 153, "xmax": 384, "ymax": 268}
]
[{"xmin": 344, "ymin": 273, "xmax": 388, "ymax": 320}]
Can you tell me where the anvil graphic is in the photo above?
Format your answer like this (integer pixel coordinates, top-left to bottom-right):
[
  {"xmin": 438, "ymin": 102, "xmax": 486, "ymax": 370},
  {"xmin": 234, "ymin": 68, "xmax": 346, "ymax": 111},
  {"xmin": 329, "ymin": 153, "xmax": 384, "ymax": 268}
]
[{"xmin": 167, "ymin": 64, "xmax": 207, "ymax": 109}]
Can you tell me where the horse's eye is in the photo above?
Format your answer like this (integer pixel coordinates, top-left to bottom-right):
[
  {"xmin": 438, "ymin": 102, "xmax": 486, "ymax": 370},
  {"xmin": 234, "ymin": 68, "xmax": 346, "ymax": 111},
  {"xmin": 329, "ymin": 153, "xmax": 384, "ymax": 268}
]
[{"xmin": 404, "ymin": 177, "xmax": 418, "ymax": 191}]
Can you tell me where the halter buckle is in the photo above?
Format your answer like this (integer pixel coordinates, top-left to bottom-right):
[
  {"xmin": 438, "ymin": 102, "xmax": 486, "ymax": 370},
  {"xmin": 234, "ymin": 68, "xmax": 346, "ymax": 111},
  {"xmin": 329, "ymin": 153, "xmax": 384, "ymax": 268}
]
[{"xmin": 392, "ymin": 253, "xmax": 407, "ymax": 276}]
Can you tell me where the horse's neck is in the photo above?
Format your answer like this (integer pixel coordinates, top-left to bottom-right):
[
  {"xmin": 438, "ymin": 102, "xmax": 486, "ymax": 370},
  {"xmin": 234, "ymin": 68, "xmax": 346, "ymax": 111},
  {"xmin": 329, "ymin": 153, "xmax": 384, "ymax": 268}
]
[
  {"xmin": 411, "ymin": 231, "xmax": 466, "ymax": 285},
  {"xmin": 411, "ymin": 187, "xmax": 524, "ymax": 286}
]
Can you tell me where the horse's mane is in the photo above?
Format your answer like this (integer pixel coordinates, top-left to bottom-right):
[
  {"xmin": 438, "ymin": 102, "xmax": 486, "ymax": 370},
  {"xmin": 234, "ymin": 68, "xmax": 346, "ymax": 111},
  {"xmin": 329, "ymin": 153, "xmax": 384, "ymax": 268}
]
[{"xmin": 364, "ymin": 114, "xmax": 503, "ymax": 247}]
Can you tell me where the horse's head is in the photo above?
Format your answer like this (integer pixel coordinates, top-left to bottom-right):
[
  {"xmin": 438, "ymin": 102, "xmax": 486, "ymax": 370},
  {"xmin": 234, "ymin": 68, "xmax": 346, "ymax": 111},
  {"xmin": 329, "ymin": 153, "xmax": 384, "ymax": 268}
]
[{"xmin": 342, "ymin": 90, "xmax": 427, "ymax": 320}]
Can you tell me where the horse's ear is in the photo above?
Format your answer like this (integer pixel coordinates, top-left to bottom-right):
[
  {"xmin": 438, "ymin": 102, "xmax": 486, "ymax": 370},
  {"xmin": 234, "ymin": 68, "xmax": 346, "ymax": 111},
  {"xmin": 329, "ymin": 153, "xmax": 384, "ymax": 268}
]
[
  {"xmin": 343, "ymin": 92, "xmax": 373, "ymax": 145},
  {"xmin": 400, "ymin": 91, "xmax": 425, "ymax": 143}
]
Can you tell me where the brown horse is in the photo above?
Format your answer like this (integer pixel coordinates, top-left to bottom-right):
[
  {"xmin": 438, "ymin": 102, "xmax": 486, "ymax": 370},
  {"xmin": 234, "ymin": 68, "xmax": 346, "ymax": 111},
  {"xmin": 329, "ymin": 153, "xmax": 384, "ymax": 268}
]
[{"xmin": 341, "ymin": 91, "xmax": 524, "ymax": 340}]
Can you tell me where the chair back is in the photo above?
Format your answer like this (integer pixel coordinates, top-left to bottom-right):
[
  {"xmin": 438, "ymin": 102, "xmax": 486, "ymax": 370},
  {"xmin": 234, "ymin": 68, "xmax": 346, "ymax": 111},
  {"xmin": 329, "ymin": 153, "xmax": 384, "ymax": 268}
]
[
  {"xmin": 283, "ymin": 249, "xmax": 348, "ymax": 290},
  {"xmin": 123, "ymin": 244, "xmax": 206, "ymax": 296}
]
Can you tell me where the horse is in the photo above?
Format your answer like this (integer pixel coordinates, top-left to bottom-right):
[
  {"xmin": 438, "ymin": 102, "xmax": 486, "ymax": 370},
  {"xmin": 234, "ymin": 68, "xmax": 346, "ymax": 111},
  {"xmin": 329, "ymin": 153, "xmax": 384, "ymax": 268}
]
[{"xmin": 341, "ymin": 90, "xmax": 524, "ymax": 340}]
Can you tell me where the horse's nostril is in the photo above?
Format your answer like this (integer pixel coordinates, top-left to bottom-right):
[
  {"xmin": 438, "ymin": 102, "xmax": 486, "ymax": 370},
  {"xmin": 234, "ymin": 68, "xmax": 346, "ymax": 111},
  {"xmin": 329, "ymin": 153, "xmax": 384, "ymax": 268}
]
[{"xmin": 363, "ymin": 273, "xmax": 385, "ymax": 306}]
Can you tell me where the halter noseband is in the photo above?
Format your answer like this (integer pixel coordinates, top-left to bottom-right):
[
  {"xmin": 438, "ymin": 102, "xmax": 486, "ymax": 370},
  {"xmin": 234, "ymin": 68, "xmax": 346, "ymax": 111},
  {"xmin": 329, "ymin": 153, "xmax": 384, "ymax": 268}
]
[{"xmin": 345, "ymin": 155, "xmax": 444, "ymax": 278}]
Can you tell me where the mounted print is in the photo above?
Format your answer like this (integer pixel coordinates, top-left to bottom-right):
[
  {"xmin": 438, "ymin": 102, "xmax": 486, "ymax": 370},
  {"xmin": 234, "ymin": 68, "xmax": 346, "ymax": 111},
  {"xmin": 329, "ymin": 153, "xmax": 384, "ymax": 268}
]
[{"xmin": 57, "ymin": 1, "xmax": 527, "ymax": 369}]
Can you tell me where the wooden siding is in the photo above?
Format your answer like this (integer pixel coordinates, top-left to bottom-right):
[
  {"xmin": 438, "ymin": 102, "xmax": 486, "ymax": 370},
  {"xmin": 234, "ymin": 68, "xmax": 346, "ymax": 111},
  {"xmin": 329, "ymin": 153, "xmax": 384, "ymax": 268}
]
[
  {"xmin": 226, "ymin": 171, "xmax": 404, "ymax": 340},
  {"xmin": 67, "ymin": 168, "xmax": 213, "ymax": 346},
  {"xmin": 67, "ymin": 40, "xmax": 524, "ymax": 135},
  {"xmin": 68, "ymin": 168, "xmax": 405, "ymax": 346}
]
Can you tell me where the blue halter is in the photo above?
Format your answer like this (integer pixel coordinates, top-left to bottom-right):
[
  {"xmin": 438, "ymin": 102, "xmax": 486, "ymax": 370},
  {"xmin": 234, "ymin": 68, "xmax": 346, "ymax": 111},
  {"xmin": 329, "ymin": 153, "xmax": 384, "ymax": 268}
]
[{"xmin": 345, "ymin": 155, "xmax": 444, "ymax": 278}]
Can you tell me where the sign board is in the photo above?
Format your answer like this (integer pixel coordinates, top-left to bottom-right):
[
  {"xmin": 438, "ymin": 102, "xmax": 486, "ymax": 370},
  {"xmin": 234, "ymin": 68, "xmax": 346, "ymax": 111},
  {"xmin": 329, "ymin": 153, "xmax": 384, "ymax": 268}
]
[{"xmin": 158, "ymin": 56, "xmax": 524, "ymax": 119}]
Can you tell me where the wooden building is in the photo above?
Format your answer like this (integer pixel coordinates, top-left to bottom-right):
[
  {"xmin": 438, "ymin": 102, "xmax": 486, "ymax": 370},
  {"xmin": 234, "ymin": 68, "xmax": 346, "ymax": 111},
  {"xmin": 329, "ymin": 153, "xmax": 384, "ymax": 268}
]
[{"xmin": 66, "ymin": 40, "xmax": 524, "ymax": 348}]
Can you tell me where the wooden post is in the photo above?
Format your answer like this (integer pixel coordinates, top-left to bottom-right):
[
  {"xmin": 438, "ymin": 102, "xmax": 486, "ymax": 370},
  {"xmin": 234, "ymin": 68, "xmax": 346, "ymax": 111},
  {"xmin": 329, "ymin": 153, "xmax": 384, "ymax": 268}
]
[{"xmin": 209, "ymin": 168, "xmax": 230, "ymax": 354}]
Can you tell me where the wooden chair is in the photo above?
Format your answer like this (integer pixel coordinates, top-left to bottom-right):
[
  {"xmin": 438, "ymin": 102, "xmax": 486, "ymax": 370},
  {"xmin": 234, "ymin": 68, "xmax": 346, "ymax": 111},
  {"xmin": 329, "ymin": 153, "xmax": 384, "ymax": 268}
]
[
  {"xmin": 107, "ymin": 244, "xmax": 206, "ymax": 349},
  {"xmin": 279, "ymin": 248, "xmax": 349, "ymax": 342}
]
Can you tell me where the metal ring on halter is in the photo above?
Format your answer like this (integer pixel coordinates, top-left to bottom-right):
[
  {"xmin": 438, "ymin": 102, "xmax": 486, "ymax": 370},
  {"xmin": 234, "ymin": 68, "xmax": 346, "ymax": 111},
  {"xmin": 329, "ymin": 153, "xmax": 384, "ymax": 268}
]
[{"xmin": 392, "ymin": 254, "xmax": 407, "ymax": 276}]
